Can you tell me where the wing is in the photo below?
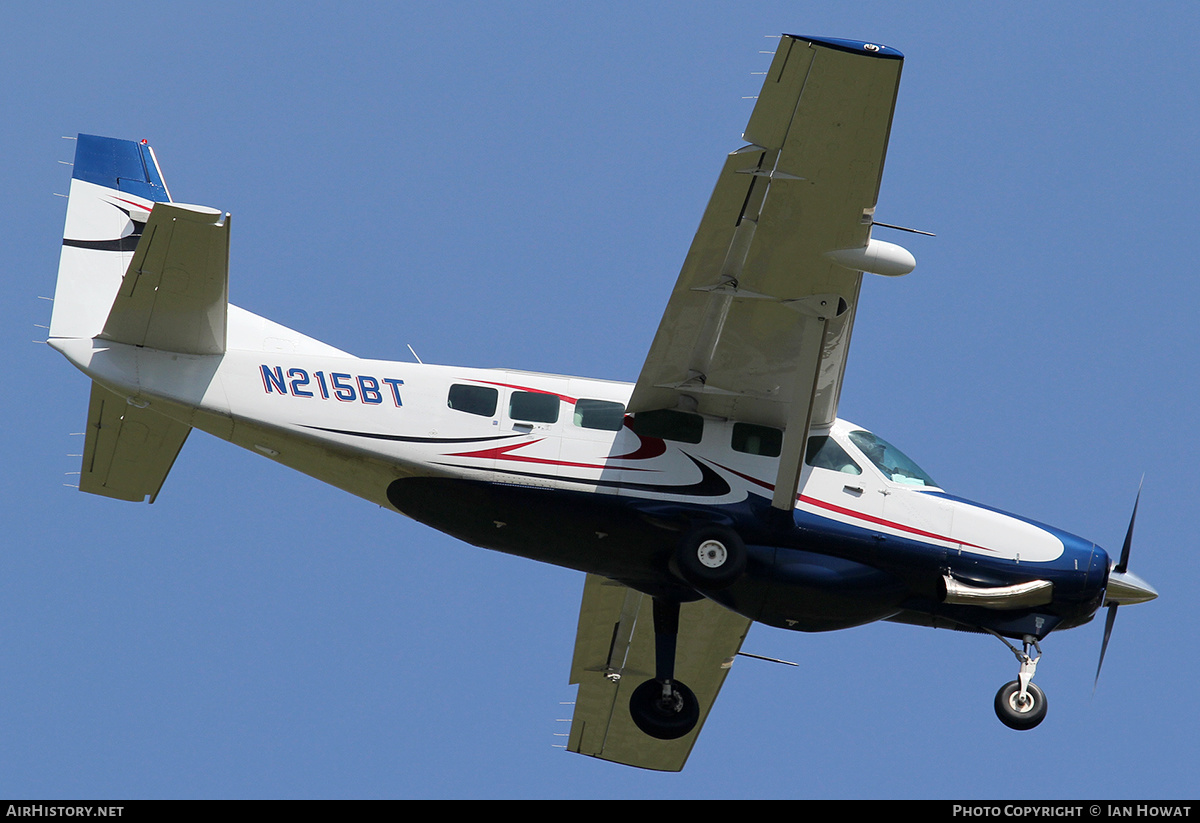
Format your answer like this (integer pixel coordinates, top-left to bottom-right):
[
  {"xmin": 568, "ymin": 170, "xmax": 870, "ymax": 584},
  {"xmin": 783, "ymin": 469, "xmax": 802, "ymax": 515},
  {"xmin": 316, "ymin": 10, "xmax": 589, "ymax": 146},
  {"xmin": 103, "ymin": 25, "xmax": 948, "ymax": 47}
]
[
  {"xmin": 628, "ymin": 35, "xmax": 909, "ymax": 510},
  {"xmin": 566, "ymin": 574, "xmax": 751, "ymax": 771}
]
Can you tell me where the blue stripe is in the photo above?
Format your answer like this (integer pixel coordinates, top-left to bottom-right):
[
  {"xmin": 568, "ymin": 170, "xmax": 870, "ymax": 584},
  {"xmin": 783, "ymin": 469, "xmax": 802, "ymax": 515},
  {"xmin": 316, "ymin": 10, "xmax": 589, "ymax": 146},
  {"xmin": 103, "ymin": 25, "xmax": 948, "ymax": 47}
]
[{"xmin": 72, "ymin": 134, "xmax": 170, "ymax": 202}]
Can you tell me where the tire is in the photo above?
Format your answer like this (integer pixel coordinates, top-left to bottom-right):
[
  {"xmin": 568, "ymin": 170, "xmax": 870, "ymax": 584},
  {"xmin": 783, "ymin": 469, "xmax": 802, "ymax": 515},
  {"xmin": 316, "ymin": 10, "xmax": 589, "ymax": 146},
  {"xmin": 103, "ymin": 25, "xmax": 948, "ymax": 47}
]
[
  {"xmin": 994, "ymin": 680, "xmax": 1048, "ymax": 730},
  {"xmin": 628, "ymin": 678, "xmax": 700, "ymax": 740},
  {"xmin": 676, "ymin": 525, "xmax": 746, "ymax": 590}
]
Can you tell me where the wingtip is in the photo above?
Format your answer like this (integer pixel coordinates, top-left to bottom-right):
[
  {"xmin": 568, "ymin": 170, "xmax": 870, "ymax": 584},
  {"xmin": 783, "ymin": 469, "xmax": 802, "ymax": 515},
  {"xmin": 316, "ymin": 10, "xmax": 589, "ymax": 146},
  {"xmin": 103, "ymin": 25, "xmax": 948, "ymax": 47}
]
[{"xmin": 785, "ymin": 34, "xmax": 904, "ymax": 60}]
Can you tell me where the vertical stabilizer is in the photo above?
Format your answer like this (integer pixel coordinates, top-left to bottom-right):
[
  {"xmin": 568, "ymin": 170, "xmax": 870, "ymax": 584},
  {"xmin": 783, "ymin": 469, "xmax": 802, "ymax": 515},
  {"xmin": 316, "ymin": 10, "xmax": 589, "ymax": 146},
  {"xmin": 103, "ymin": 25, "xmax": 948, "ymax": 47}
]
[{"xmin": 50, "ymin": 135, "xmax": 172, "ymax": 341}]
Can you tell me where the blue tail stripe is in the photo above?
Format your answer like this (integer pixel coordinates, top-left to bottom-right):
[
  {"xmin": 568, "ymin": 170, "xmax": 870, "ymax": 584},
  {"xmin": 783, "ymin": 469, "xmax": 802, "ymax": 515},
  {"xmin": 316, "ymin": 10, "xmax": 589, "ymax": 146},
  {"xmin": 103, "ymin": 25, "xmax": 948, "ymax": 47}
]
[{"xmin": 72, "ymin": 134, "xmax": 170, "ymax": 202}]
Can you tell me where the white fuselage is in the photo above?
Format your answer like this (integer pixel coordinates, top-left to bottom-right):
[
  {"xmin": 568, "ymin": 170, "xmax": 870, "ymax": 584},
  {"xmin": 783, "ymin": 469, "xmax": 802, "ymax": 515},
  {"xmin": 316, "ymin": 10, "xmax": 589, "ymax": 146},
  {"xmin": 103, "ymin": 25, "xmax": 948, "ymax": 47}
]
[{"xmin": 52, "ymin": 331, "xmax": 1067, "ymax": 568}]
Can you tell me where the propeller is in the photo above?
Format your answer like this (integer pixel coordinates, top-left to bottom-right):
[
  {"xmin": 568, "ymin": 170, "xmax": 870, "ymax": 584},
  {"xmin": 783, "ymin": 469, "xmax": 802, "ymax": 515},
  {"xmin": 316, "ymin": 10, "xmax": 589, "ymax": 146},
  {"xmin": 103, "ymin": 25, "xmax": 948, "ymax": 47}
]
[{"xmin": 1094, "ymin": 479, "xmax": 1158, "ymax": 691}]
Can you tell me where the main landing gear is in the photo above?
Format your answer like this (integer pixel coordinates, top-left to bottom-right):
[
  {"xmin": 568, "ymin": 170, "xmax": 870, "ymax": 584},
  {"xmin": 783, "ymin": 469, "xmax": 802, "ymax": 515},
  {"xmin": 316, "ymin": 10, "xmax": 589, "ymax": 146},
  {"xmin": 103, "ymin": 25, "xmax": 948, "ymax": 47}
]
[
  {"xmin": 991, "ymin": 634, "xmax": 1048, "ymax": 730},
  {"xmin": 629, "ymin": 525, "xmax": 749, "ymax": 740},
  {"xmin": 628, "ymin": 597, "xmax": 700, "ymax": 740}
]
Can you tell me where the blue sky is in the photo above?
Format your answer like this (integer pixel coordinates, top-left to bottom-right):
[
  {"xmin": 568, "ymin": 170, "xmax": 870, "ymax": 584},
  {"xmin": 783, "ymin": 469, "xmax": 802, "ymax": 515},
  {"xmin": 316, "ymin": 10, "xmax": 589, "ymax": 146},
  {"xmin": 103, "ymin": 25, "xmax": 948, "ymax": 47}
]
[{"xmin": 4, "ymin": 2, "xmax": 1198, "ymax": 799}]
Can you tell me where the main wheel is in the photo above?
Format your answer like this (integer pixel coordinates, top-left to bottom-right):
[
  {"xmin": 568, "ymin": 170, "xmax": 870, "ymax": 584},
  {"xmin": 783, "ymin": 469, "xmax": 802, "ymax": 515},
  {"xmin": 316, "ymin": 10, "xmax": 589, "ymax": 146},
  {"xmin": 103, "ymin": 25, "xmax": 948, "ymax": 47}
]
[
  {"xmin": 994, "ymin": 680, "xmax": 1048, "ymax": 730},
  {"xmin": 628, "ymin": 678, "xmax": 700, "ymax": 740},
  {"xmin": 676, "ymin": 525, "xmax": 747, "ymax": 590}
]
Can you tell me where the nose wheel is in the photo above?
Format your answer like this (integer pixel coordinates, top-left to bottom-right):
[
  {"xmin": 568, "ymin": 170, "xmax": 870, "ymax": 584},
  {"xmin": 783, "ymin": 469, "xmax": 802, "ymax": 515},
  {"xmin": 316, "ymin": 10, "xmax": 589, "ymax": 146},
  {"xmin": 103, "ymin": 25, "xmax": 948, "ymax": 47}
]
[
  {"xmin": 991, "ymin": 633, "xmax": 1048, "ymax": 730},
  {"xmin": 995, "ymin": 680, "xmax": 1048, "ymax": 730}
]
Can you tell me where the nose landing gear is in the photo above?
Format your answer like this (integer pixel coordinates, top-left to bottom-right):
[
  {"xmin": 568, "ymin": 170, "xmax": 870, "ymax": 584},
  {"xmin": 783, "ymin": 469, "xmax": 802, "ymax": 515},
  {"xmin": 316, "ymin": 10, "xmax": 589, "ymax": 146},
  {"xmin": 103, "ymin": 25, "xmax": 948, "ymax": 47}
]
[{"xmin": 991, "ymin": 634, "xmax": 1048, "ymax": 730}]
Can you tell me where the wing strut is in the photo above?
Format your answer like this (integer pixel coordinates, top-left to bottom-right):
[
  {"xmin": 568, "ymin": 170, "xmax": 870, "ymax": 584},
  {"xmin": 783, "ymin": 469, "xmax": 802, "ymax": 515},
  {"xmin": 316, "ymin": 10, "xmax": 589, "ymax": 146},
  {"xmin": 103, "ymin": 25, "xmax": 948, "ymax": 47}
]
[{"xmin": 771, "ymin": 312, "xmax": 829, "ymax": 510}]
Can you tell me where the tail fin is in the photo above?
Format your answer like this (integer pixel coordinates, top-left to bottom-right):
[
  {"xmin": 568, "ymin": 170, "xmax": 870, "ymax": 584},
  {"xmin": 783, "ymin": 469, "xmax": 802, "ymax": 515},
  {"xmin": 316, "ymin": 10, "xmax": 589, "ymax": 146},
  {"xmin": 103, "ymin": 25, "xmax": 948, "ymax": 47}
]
[
  {"xmin": 52, "ymin": 134, "xmax": 232, "ymax": 355},
  {"xmin": 51, "ymin": 136, "xmax": 210, "ymax": 504},
  {"xmin": 50, "ymin": 135, "xmax": 337, "ymax": 503},
  {"xmin": 50, "ymin": 135, "xmax": 172, "ymax": 341}
]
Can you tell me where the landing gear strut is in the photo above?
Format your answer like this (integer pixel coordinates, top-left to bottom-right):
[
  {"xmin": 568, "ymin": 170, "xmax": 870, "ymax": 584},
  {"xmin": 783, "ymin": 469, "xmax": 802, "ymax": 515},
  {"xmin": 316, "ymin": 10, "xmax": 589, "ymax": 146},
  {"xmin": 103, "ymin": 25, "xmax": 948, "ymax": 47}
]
[
  {"xmin": 991, "ymin": 634, "xmax": 1048, "ymax": 730},
  {"xmin": 628, "ymin": 597, "xmax": 699, "ymax": 740}
]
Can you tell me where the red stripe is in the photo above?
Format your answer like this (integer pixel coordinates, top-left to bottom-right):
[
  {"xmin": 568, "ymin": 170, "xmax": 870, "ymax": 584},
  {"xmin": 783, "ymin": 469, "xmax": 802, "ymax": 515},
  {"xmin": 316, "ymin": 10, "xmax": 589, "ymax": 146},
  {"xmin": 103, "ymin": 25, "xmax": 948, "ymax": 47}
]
[
  {"xmin": 445, "ymin": 438, "xmax": 651, "ymax": 472},
  {"xmin": 474, "ymin": 380, "xmax": 577, "ymax": 404},
  {"xmin": 710, "ymin": 460, "xmax": 995, "ymax": 553},
  {"xmin": 108, "ymin": 195, "xmax": 152, "ymax": 212}
]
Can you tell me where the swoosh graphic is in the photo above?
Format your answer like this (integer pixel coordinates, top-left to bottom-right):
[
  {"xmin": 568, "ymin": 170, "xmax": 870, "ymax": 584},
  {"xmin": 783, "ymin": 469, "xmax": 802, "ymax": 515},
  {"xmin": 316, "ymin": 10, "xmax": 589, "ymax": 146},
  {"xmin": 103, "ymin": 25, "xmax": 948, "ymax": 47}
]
[
  {"xmin": 62, "ymin": 198, "xmax": 150, "ymax": 252},
  {"xmin": 443, "ymin": 438, "xmax": 654, "ymax": 472},
  {"xmin": 443, "ymin": 452, "xmax": 732, "ymax": 497}
]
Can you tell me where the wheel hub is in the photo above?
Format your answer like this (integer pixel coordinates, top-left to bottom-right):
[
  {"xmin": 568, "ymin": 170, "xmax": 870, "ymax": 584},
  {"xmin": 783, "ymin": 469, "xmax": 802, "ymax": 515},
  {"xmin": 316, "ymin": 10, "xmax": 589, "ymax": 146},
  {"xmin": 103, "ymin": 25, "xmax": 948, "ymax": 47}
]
[
  {"xmin": 697, "ymin": 540, "xmax": 727, "ymax": 568},
  {"xmin": 1008, "ymin": 691, "xmax": 1034, "ymax": 713}
]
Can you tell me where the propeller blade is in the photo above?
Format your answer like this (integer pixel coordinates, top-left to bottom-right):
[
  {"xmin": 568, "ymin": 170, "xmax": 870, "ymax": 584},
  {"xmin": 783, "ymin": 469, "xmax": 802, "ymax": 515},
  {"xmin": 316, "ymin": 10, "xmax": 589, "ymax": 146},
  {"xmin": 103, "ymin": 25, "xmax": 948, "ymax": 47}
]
[
  {"xmin": 1116, "ymin": 478, "xmax": 1142, "ymax": 574},
  {"xmin": 1096, "ymin": 479, "xmax": 1151, "ymax": 693},
  {"xmin": 1094, "ymin": 603, "xmax": 1119, "ymax": 692}
]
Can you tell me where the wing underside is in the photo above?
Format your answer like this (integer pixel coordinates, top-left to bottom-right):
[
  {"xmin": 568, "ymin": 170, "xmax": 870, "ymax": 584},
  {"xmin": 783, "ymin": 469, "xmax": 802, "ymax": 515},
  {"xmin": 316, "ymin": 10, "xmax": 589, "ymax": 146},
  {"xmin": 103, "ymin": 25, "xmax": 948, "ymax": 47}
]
[
  {"xmin": 628, "ymin": 35, "xmax": 905, "ymax": 510},
  {"xmin": 566, "ymin": 574, "xmax": 751, "ymax": 772}
]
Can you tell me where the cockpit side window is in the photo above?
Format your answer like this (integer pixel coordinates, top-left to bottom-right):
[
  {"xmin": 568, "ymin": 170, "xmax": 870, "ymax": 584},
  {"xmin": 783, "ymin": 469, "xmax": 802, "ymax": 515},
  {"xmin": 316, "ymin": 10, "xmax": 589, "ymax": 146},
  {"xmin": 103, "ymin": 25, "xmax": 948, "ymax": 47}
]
[
  {"xmin": 847, "ymin": 430, "xmax": 939, "ymax": 487},
  {"xmin": 805, "ymin": 436, "xmax": 862, "ymax": 475}
]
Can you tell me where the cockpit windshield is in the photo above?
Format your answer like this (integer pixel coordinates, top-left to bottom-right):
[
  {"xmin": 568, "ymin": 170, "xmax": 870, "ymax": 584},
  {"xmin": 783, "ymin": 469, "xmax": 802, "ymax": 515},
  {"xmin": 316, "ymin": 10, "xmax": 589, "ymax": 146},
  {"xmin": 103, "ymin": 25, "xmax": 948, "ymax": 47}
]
[{"xmin": 847, "ymin": 430, "xmax": 939, "ymax": 488}]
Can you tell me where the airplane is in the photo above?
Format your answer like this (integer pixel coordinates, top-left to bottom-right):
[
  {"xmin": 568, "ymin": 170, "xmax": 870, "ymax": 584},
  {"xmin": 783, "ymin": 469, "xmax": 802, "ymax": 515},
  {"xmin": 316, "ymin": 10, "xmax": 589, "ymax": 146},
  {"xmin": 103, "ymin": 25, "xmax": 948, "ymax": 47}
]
[{"xmin": 47, "ymin": 34, "xmax": 1157, "ymax": 772}]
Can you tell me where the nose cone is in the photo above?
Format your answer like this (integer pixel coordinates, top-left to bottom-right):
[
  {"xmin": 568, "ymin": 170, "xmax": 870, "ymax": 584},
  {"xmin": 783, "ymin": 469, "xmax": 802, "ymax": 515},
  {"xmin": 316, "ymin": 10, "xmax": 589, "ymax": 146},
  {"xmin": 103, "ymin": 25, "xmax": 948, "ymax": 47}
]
[{"xmin": 1105, "ymin": 568, "xmax": 1158, "ymax": 606}]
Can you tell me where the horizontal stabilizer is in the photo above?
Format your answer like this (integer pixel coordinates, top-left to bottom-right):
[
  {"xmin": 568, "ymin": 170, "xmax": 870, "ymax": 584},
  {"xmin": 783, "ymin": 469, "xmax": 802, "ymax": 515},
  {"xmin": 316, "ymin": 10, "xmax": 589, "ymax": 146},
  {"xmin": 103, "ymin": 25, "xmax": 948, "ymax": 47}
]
[
  {"xmin": 100, "ymin": 203, "xmax": 230, "ymax": 355},
  {"xmin": 79, "ymin": 382, "xmax": 190, "ymax": 503}
]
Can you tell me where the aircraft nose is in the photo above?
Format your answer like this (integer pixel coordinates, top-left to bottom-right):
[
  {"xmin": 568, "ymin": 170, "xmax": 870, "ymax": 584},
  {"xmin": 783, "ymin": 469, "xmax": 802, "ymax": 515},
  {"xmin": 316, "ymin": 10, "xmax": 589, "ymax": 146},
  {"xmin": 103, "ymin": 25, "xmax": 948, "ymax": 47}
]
[{"xmin": 1105, "ymin": 568, "xmax": 1158, "ymax": 606}]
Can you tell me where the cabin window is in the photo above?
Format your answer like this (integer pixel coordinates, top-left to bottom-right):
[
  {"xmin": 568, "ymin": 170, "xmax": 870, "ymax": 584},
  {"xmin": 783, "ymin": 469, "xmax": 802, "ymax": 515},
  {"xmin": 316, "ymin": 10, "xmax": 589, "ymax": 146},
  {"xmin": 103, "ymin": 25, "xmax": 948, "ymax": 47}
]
[
  {"xmin": 574, "ymin": 398, "xmax": 626, "ymax": 431},
  {"xmin": 732, "ymin": 423, "xmax": 782, "ymax": 457},
  {"xmin": 805, "ymin": 435, "xmax": 862, "ymax": 475},
  {"xmin": 629, "ymin": 409, "xmax": 703, "ymax": 444},
  {"xmin": 509, "ymin": 391, "xmax": 560, "ymax": 424},
  {"xmin": 447, "ymin": 384, "xmax": 498, "ymax": 417},
  {"xmin": 847, "ymin": 430, "xmax": 938, "ymax": 487}
]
